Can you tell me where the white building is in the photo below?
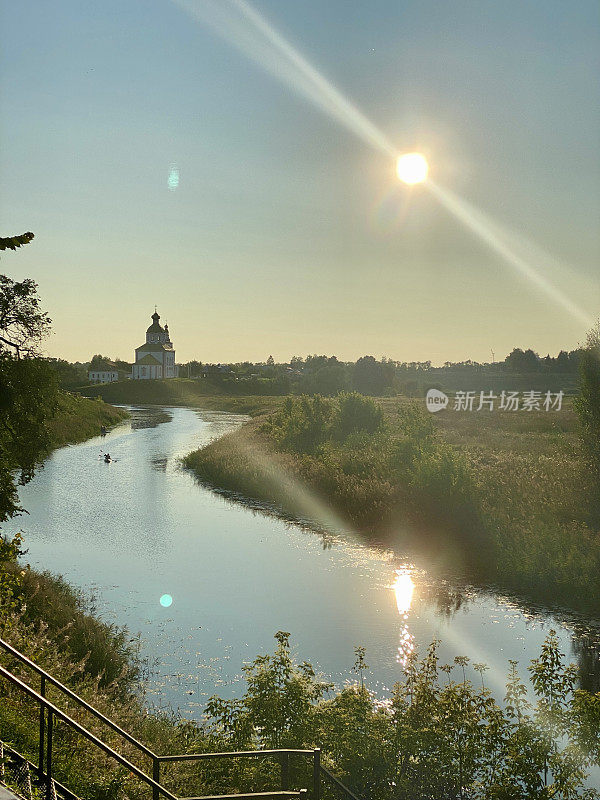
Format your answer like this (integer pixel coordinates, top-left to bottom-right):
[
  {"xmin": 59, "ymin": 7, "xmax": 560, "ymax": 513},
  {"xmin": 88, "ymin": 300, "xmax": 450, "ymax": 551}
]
[
  {"xmin": 131, "ymin": 311, "xmax": 178, "ymax": 380},
  {"xmin": 88, "ymin": 370, "xmax": 119, "ymax": 384}
]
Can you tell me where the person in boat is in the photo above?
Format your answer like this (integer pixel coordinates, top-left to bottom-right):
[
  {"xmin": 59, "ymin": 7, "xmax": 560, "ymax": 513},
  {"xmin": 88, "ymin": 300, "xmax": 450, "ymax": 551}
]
[{"xmin": 104, "ymin": 453, "xmax": 111, "ymax": 463}]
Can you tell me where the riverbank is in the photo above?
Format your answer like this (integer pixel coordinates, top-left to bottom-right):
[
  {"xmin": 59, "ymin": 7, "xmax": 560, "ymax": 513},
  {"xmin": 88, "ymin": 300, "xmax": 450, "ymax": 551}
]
[
  {"xmin": 45, "ymin": 392, "xmax": 128, "ymax": 450},
  {"xmin": 2, "ymin": 391, "xmax": 128, "ymax": 674},
  {"xmin": 2, "ymin": 569, "xmax": 599, "ymax": 800},
  {"xmin": 184, "ymin": 394, "xmax": 600, "ymax": 614},
  {"xmin": 0, "ymin": 393, "xmax": 133, "ymax": 795},
  {"xmin": 79, "ymin": 377, "xmax": 281, "ymax": 416}
]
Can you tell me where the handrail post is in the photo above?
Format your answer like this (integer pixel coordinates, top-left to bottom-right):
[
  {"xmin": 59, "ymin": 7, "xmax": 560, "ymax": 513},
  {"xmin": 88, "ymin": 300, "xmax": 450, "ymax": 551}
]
[
  {"xmin": 313, "ymin": 748, "xmax": 321, "ymax": 800},
  {"xmin": 39, "ymin": 675, "xmax": 46, "ymax": 777},
  {"xmin": 46, "ymin": 710, "xmax": 53, "ymax": 800},
  {"xmin": 153, "ymin": 756, "xmax": 160, "ymax": 800},
  {"xmin": 281, "ymin": 751, "xmax": 290, "ymax": 790}
]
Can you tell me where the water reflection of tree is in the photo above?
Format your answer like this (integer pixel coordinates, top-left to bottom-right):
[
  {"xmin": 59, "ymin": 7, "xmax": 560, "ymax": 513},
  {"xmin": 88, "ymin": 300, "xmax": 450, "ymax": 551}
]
[
  {"xmin": 571, "ymin": 629, "xmax": 600, "ymax": 692},
  {"xmin": 423, "ymin": 582, "xmax": 468, "ymax": 618},
  {"xmin": 188, "ymin": 477, "xmax": 600, "ymax": 690},
  {"xmin": 414, "ymin": 582, "xmax": 600, "ymax": 691}
]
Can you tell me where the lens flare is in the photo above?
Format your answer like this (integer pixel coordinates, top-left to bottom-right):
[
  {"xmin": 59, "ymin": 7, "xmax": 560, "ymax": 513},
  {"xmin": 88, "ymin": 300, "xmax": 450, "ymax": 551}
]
[
  {"xmin": 168, "ymin": 164, "xmax": 179, "ymax": 191},
  {"xmin": 396, "ymin": 153, "xmax": 428, "ymax": 185},
  {"xmin": 173, "ymin": 0, "xmax": 592, "ymax": 330},
  {"xmin": 160, "ymin": 594, "xmax": 173, "ymax": 607}
]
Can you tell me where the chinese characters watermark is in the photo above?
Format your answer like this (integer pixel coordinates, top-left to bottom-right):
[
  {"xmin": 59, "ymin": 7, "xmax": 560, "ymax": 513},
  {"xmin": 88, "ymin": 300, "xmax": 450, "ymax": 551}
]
[{"xmin": 426, "ymin": 388, "xmax": 564, "ymax": 413}]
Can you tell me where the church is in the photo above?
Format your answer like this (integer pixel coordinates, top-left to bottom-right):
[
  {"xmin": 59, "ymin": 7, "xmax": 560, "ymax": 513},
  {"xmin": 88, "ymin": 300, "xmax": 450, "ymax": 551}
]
[{"xmin": 131, "ymin": 310, "xmax": 178, "ymax": 380}]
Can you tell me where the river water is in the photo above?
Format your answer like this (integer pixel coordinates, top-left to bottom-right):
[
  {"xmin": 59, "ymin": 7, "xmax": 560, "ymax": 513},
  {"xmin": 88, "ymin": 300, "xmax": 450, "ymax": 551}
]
[{"xmin": 5, "ymin": 406, "xmax": 600, "ymax": 718}]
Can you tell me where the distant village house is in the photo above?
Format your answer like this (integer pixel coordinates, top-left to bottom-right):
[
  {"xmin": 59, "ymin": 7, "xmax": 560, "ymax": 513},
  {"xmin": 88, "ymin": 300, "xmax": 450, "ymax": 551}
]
[{"xmin": 88, "ymin": 368, "xmax": 120, "ymax": 384}]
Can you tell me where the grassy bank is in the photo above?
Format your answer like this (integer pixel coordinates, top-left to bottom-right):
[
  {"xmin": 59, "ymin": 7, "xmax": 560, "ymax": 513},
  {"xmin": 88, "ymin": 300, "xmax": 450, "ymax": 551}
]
[
  {"xmin": 0, "ymin": 565, "xmax": 213, "ymax": 800},
  {"xmin": 80, "ymin": 378, "xmax": 280, "ymax": 416},
  {"xmin": 184, "ymin": 394, "xmax": 600, "ymax": 613},
  {"xmin": 46, "ymin": 392, "xmax": 128, "ymax": 449}
]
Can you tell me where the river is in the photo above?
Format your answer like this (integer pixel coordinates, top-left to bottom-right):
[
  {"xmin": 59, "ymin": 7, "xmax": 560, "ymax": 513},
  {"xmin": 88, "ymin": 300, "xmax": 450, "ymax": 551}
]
[{"xmin": 5, "ymin": 406, "xmax": 600, "ymax": 718}]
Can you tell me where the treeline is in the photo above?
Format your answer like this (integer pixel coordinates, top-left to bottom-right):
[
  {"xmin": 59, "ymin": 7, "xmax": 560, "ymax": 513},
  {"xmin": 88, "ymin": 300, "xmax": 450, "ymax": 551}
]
[
  {"xmin": 176, "ymin": 348, "xmax": 583, "ymax": 397},
  {"xmin": 48, "ymin": 346, "xmax": 583, "ymax": 395}
]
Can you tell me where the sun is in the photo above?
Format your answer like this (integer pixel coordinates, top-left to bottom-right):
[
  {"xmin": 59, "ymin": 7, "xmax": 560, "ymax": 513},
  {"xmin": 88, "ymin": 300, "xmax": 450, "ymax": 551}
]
[{"xmin": 396, "ymin": 152, "xmax": 428, "ymax": 184}]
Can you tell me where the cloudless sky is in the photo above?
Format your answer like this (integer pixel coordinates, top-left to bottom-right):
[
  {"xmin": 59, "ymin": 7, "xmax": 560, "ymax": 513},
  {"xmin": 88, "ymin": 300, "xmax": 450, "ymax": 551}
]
[{"xmin": 1, "ymin": 0, "xmax": 599, "ymax": 363}]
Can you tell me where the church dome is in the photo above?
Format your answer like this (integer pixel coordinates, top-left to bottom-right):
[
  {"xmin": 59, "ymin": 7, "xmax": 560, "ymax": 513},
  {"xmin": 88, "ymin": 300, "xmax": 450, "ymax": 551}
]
[{"xmin": 146, "ymin": 311, "xmax": 164, "ymax": 334}]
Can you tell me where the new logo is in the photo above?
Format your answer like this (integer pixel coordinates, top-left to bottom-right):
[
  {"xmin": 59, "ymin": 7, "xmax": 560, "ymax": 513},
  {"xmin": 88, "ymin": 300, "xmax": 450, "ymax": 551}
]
[{"xmin": 426, "ymin": 388, "xmax": 449, "ymax": 413}]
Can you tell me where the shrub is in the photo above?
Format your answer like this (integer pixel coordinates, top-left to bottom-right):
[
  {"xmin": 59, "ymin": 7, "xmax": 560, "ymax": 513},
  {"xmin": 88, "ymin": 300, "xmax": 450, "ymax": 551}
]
[
  {"xmin": 206, "ymin": 631, "xmax": 600, "ymax": 800},
  {"xmin": 330, "ymin": 393, "xmax": 384, "ymax": 442}
]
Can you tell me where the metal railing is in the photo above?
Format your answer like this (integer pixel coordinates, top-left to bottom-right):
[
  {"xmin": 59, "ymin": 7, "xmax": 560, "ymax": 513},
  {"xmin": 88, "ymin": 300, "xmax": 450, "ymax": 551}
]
[
  {"xmin": 0, "ymin": 638, "xmax": 155, "ymax": 773},
  {"xmin": 0, "ymin": 663, "xmax": 177, "ymax": 800},
  {"xmin": 155, "ymin": 749, "xmax": 319, "ymax": 800},
  {"xmin": 0, "ymin": 638, "xmax": 360, "ymax": 800}
]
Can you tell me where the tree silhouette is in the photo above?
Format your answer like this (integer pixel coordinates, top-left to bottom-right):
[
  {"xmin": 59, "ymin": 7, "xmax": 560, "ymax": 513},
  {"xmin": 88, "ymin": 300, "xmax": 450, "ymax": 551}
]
[{"xmin": 0, "ymin": 232, "xmax": 34, "ymax": 251}]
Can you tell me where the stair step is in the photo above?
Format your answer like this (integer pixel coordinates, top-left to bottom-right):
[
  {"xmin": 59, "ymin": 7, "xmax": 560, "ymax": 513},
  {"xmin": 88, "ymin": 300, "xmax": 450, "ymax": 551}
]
[
  {"xmin": 0, "ymin": 785, "xmax": 27, "ymax": 800},
  {"xmin": 184, "ymin": 793, "xmax": 304, "ymax": 799}
]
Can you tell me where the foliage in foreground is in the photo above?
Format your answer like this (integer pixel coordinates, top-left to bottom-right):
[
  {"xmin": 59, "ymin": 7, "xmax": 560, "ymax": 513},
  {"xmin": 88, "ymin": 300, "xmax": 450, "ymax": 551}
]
[
  {"xmin": 1, "ymin": 577, "xmax": 599, "ymax": 800},
  {"xmin": 0, "ymin": 258, "xmax": 127, "ymax": 523},
  {"xmin": 206, "ymin": 631, "xmax": 600, "ymax": 800},
  {"xmin": 0, "ymin": 265, "xmax": 57, "ymax": 522}
]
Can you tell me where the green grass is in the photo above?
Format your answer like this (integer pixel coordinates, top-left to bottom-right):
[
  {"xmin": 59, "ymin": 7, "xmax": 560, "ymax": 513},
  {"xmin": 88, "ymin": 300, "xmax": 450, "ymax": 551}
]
[{"xmin": 45, "ymin": 392, "xmax": 128, "ymax": 450}]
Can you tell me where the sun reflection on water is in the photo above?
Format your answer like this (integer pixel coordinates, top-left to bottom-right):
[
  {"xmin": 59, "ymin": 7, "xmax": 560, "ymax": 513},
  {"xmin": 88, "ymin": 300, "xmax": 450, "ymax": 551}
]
[{"xmin": 392, "ymin": 570, "xmax": 416, "ymax": 668}]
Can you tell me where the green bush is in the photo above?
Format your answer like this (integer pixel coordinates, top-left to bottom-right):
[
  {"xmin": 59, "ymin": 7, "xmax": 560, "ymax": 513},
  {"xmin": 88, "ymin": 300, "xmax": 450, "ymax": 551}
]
[
  {"xmin": 330, "ymin": 393, "xmax": 384, "ymax": 442},
  {"xmin": 262, "ymin": 393, "xmax": 384, "ymax": 454},
  {"xmin": 263, "ymin": 395, "xmax": 334, "ymax": 454},
  {"xmin": 206, "ymin": 631, "xmax": 600, "ymax": 800},
  {"xmin": 186, "ymin": 394, "xmax": 600, "ymax": 611}
]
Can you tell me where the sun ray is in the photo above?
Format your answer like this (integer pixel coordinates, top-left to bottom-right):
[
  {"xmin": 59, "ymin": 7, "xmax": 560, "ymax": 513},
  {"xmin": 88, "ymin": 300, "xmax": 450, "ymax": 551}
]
[
  {"xmin": 173, "ymin": 0, "xmax": 593, "ymax": 331},
  {"xmin": 173, "ymin": 0, "xmax": 396, "ymax": 156},
  {"xmin": 426, "ymin": 180, "xmax": 595, "ymax": 328}
]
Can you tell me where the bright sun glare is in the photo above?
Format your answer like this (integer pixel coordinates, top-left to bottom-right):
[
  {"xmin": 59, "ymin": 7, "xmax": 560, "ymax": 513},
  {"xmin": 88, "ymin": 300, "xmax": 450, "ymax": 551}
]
[
  {"xmin": 393, "ymin": 571, "xmax": 415, "ymax": 615},
  {"xmin": 396, "ymin": 152, "xmax": 429, "ymax": 184}
]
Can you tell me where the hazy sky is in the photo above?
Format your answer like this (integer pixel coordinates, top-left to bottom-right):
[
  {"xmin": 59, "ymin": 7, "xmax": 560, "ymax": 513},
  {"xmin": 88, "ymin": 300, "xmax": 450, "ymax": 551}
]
[{"xmin": 1, "ymin": 0, "xmax": 599, "ymax": 364}]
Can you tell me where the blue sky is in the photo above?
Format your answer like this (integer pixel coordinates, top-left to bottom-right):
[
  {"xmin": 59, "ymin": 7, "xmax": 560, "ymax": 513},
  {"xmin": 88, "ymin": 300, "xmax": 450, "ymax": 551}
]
[{"xmin": 1, "ymin": 0, "xmax": 598, "ymax": 363}]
